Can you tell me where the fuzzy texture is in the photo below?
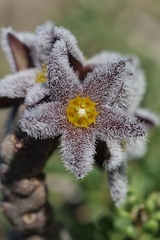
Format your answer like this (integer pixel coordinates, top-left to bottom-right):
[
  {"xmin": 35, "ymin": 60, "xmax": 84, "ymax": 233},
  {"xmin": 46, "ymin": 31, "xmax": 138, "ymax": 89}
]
[
  {"xmin": 54, "ymin": 26, "xmax": 84, "ymax": 65},
  {"xmin": 1, "ymin": 27, "xmax": 35, "ymax": 72},
  {"xmin": 1, "ymin": 23, "xmax": 156, "ymax": 206},
  {"xmin": 87, "ymin": 51, "xmax": 159, "ymax": 164},
  {"xmin": 135, "ymin": 108, "xmax": 160, "ymax": 127},
  {"xmin": 108, "ymin": 163, "xmax": 127, "ymax": 206},
  {"xmin": 32, "ymin": 23, "xmax": 84, "ymax": 68},
  {"xmin": 0, "ymin": 24, "xmax": 86, "ymax": 103},
  {"xmin": 32, "ymin": 21, "xmax": 55, "ymax": 67},
  {"xmin": 104, "ymin": 141, "xmax": 126, "ymax": 172},
  {"xmin": 20, "ymin": 39, "xmax": 146, "ymax": 180},
  {"xmin": 0, "ymin": 69, "xmax": 37, "ymax": 98},
  {"xmin": 86, "ymin": 51, "xmax": 146, "ymax": 114}
]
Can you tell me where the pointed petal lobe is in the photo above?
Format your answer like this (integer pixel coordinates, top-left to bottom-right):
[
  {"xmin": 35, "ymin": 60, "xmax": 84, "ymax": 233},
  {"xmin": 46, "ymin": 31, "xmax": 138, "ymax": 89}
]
[
  {"xmin": 33, "ymin": 21, "xmax": 55, "ymax": 66},
  {"xmin": 1, "ymin": 28, "xmax": 35, "ymax": 71},
  {"xmin": 83, "ymin": 59, "xmax": 133, "ymax": 108},
  {"xmin": 25, "ymin": 83, "xmax": 51, "ymax": 107},
  {"xmin": 95, "ymin": 106, "xmax": 146, "ymax": 142},
  {"xmin": 47, "ymin": 40, "xmax": 82, "ymax": 102},
  {"xmin": 54, "ymin": 26, "xmax": 84, "ymax": 65},
  {"xmin": 19, "ymin": 102, "xmax": 65, "ymax": 139},
  {"xmin": 135, "ymin": 108, "xmax": 159, "ymax": 127},
  {"xmin": 107, "ymin": 163, "xmax": 127, "ymax": 206},
  {"xmin": 104, "ymin": 141, "xmax": 125, "ymax": 172},
  {"xmin": 60, "ymin": 128, "xmax": 96, "ymax": 179},
  {"xmin": 0, "ymin": 68, "xmax": 37, "ymax": 98}
]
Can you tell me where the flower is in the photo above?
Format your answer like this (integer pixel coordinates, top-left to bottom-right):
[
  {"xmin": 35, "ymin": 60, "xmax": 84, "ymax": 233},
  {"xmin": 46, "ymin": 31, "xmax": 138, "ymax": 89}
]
[
  {"xmin": 0, "ymin": 22, "xmax": 85, "ymax": 103},
  {"xmin": 87, "ymin": 51, "xmax": 159, "ymax": 160},
  {"xmin": 20, "ymin": 39, "xmax": 146, "ymax": 182},
  {"xmin": 0, "ymin": 22, "xmax": 54, "ymax": 103},
  {"xmin": 1, "ymin": 22, "xmax": 158, "ymax": 205}
]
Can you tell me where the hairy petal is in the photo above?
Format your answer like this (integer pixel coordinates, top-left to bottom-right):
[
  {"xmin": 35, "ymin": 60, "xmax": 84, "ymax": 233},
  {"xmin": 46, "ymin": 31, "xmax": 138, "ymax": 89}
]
[
  {"xmin": 32, "ymin": 21, "xmax": 55, "ymax": 67},
  {"xmin": 25, "ymin": 83, "xmax": 51, "ymax": 107},
  {"xmin": 60, "ymin": 128, "xmax": 96, "ymax": 179},
  {"xmin": 54, "ymin": 26, "xmax": 84, "ymax": 65},
  {"xmin": 0, "ymin": 68, "xmax": 37, "ymax": 98},
  {"xmin": 19, "ymin": 102, "xmax": 65, "ymax": 139},
  {"xmin": 103, "ymin": 141, "xmax": 125, "ymax": 172},
  {"xmin": 47, "ymin": 40, "xmax": 82, "ymax": 102},
  {"xmin": 83, "ymin": 59, "xmax": 133, "ymax": 108},
  {"xmin": 1, "ymin": 28, "xmax": 35, "ymax": 72},
  {"xmin": 95, "ymin": 106, "xmax": 146, "ymax": 142},
  {"xmin": 86, "ymin": 51, "xmax": 125, "ymax": 67},
  {"xmin": 129, "ymin": 69, "xmax": 146, "ymax": 113},
  {"xmin": 135, "ymin": 108, "xmax": 160, "ymax": 127},
  {"xmin": 107, "ymin": 163, "xmax": 127, "ymax": 206}
]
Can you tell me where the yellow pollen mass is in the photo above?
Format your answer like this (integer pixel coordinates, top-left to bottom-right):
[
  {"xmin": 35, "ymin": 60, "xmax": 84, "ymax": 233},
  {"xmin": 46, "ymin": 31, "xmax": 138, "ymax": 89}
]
[
  {"xmin": 66, "ymin": 95, "xmax": 99, "ymax": 128},
  {"xmin": 36, "ymin": 64, "xmax": 47, "ymax": 83}
]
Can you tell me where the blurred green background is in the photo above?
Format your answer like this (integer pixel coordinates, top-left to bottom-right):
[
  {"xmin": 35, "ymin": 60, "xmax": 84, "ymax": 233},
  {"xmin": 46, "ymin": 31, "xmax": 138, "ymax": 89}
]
[{"xmin": 0, "ymin": 0, "xmax": 160, "ymax": 239}]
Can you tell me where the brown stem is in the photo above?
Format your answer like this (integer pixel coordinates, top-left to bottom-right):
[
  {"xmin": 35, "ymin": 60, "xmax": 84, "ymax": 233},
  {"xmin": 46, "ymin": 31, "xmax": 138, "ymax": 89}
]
[{"xmin": 0, "ymin": 103, "xmax": 72, "ymax": 240}]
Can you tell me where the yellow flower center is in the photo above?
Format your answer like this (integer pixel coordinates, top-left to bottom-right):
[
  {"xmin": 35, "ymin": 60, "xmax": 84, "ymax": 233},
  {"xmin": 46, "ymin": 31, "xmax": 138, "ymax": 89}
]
[
  {"xmin": 66, "ymin": 95, "xmax": 99, "ymax": 128},
  {"xmin": 36, "ymin": 64, "xmax": 47, "ymax": 83}
]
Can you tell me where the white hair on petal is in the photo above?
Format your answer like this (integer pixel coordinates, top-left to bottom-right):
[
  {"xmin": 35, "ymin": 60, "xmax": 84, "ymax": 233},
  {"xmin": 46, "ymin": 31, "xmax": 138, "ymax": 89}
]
[
  {"xmin": 1, "ymin": 28, "xmax": 35, "ymax": 72},
  {"xmin": 0, "ymin": 68, "xmax": 37, "ymax": 98},
  {"xmin": 135, "ymin": 108, "xmax": 160, "ymax": 126},
  {"xmin": 20, "ymin": 102, "xmax": 65, "ymax": 139},
  {"xmin": 95, "ymin": 106, "xmax": 146, "ymax": 143},
  {"xmin": 86, "ymin": 52, "xmax": 146, "ymax": 113},
  {"xmin": 86, "ymin": 51, "xmax": 124, "ymax": 66},
  {"xmin": 60, "ymin": 129, "xmax": 96, "ymax": 179},
  {"xmin": 54, "ymin": 26, "xmax": 84, "ymax": 65},
  {"xmin": 83, "ymin": 58, "xmax": 133, "ymax": 109},
  {"xmin": 86, "ymin": 51, "xmax": 139, "ymax": 68},
  {"xmin": 33, "ymin": 21, "xmax": 55, "ymax": 67},
  {"xmin": 108, "ymin": 163, "xmax": 127, "ymax": 206},
  {"xmin": 104, "ymin": 141, "xmax": 125, "ymax": 172},
  {"xmin": 129, "ymin": 69, "xmax": 146, "ymax": 114},
  {"xmin": 25, "ymin": 83, "xmax": 51, "ymax": 107},
  {"xmin": 47, "ymin": 40, "xmax": 82, "ymax": 102}
]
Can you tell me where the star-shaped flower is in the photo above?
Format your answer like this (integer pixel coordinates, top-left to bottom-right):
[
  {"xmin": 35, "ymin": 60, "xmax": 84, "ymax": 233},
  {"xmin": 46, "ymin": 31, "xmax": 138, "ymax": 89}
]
[
  {"xmin": 20, "ymin": 39, "xmax": 146, "ymax": 181},
  {"xmin": 1, "ymin": 22, "xmax": 158, "ymax": 206}
]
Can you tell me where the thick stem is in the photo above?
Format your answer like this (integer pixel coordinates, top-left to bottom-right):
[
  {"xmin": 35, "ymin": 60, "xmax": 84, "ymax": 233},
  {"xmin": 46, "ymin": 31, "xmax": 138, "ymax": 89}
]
[{"xmin": 0, "ymin": 104, "xmax": 72, "ymax": 240}]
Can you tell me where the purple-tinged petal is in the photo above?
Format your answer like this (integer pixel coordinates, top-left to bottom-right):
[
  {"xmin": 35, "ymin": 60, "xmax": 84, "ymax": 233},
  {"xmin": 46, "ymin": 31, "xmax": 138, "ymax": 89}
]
[
  {"xmin": 47, "ymin": 40, "xmax": 82, "ymax": 102},
  {"xmin": 53, "ymin": 27, "xmax": 91, "ymax": 81},
  {"xmin": 32, "ymin": 21, "xmax": 55, "ymax": 67},
  {"xmin": 103, "ymin": 141, "xmax": 125, "ymax": 172},
  {"xmin": 107, "ymin": 163, "xmax": 127, "ymax": 206},
  {"xmin": 83, "ymin": 59, "xmax": 133, "ymax": 108},
  {"xmin": 54, "ymin": 26, "xmax": 84, "ymax": 65},
  {"xmin": 86, "ymin": 52, "xmax": 146, "ymax": 113},
  {"xmin": 0, "ymin": 68, "xmax": 37, "ymax": 99},
  {"xmin": 60, "ymin": 128, "xmax": 96, "ymax": 179},
  {"xmin": 25, "ymin": 83, "xmax": 51, "ymax": 107},
  {"xmin": 95, "ymin": 106, "xmax": 146, "ymax": 142},
  {"xmin": 19, "ymin": 102, "xmax": 65, "ymax": 139},
  {"xmin": 1, "ymin": 28, "xmax": 35, "ymax": 72},
  {"xmin": 135, "ymin": 108, "xmax": 159, "ymax": 127}
]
